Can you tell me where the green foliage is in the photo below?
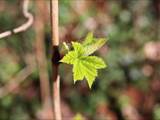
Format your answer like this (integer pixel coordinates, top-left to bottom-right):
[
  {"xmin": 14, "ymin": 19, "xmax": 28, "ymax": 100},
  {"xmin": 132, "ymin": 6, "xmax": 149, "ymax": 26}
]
[
  {"xmin": 73, "ymin": 113, "xmax": 84, "ymax": 120},
  {"xmin": 154, "ymin": 105, "xmax": 160, "ymax": 120},
  {"xmin": 60, "ymin": 33, "xmax": 107, "ymax": 88},
  {"xmin": 83, "ymin": 33, "xmax": 107, "ymax": 56}
]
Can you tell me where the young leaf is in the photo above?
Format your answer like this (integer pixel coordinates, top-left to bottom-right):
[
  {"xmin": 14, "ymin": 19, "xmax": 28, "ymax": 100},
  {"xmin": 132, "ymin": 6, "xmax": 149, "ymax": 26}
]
[
  {"xmin": 72, "ymin": 42, "xmax": 84, "ymax": 56},
  {"xmin": 73, "ymin": 59, "xmax": 85, "ymax": 82},
  {"xmin": 60, "ymin": 33, "xmax": 107, "ymax": 88},
  {"xmin": 60, "ymin": 51, "xmax": 77, "ymax": 64},
  {"xmin": 84, "ymin": 38, "xmax": 106, "ymax": 55},
  {"xmin": 82, "ymin": 32, "xmax": 107, "ymax": 55},
  {"xmin": 73, "ymin": 57, "xmax": 98, "ymax": 88},
  {"xmin": 80, "ymin": 56, "xmax": 106, "ymax": 69},
  {"xmin": 83, "ymin": 32, "xmax": 94, "ymax": 46},
  {"xmin": 62, "ymin": 42, "xmax": 69, "ymax": 51}
]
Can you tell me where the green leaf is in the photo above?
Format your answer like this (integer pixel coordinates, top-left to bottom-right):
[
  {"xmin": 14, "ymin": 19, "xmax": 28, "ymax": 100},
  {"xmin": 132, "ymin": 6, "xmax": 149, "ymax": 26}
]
[
  {"xmin": 83, "ymin": 32, "xmax": 94, "ymax": 46},
  {"xmin": 73, "ymin": 59, "xmax": 85, "ymax": 82},
  {"xmin": 61, "ymin": 51, "xmax": 106, "ymax": 88},
  {"xmin": 62, "ymin": 42, "xmax": 69, "ymax": 51},
  {"xmin": 73, "ymin": 57, "xmax": 98, "ymax": 88},
  {"xmin": 72, "ymin": 42, "xmax": 84, "ymax": 55},
  {"xmin": 60, "ymin": 42, "xmax": 84, "ymax": 64},
  {"xmin": 81, "ymin": 56, "xmax": 106, "ymax": 69},
  {"xmin": 84, "ymin": 38, "xmax": 106, "ymax": 55},
  {"xmin": 60, "ymin": 51, "xmax": 77, "ymax": 64},
  {"xmin": 60, "ymin": 32, "xmax": 108, "ymax": 88}
]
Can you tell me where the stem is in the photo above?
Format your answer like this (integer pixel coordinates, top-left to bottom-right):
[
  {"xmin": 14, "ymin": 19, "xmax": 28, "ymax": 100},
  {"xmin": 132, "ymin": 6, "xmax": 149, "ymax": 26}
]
[
  {"xmin": 35, "ymin": 0, "xmax": 52, "ymax": 109},
  {"xmin": 50, "ymin": 0, "xmax": 59, "ymax": 46},
  {"xmin": 0, "ymin": 0, "xmax": 33, "ymax": 39},
  {"xmin": 53, "ymin": 75, "xmax": 61, "ymax": 119},
  {"xmin": 50, "ymin": 0, "xmax": 62, "ymax": 120}
]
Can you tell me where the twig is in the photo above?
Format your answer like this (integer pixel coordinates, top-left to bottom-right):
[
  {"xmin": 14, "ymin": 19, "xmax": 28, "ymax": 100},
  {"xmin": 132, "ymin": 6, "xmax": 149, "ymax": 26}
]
[
  {"xmin": 50, "ymin": 0, "xmax": 59, "ymax": 46},
  {"xmin": 0, "ymin": 63, "xmax": 35, "ymax": 98},
  {"xmin": 0, "ymin": 53, "xmax": 35, "ymax": 98},
  {"xmin": 50, "ymin": 0, "xmax": 62, "ymax": 120},
  {"xmin": 53, "ymin": 75, "xmax": 61, "ymax": 119},
  {"xmin": 0, "ymin": 0, "xmax": 33, "ymax": 39},
  {"xmin": 35, "ymin": 0, "xmax": 52, "ymax": 116}
]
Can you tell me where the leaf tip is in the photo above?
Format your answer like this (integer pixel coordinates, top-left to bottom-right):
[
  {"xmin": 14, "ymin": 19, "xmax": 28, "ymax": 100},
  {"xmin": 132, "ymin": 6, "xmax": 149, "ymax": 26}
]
[
  {"xmin": 73, "ymin": 78, "xmax": 78, "ymax": 84},
  {"xmin": 88, "ymin": 82, "xmax": 93, "ymax": 89}
]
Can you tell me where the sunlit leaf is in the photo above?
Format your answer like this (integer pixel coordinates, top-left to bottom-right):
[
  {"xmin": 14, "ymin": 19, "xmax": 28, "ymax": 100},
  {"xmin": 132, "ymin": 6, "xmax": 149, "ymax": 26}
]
[
  {"xmin": 60, "ymin": 33, "xmax": 107, "ymax": 88},
  {"xmin": 84, "ymin": 38, "xmax": 107, "ymax": 55}
]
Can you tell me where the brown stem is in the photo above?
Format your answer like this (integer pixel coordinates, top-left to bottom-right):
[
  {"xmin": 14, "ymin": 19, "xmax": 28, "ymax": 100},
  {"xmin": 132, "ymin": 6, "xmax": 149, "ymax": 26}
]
[
  {"xmin": 50, "ymin": 0, "xmax": 59, "ymax": 46},
  {"xmin": 0, "ymin": 55, "xmax": 35, "ymax": 98},
  {"xmin": 35, "ymin": 0, "xmax": 52, "ymax": 108},
  {"xmin": 50, "ymin": 0, "xmax": 62, "ymax": 120},
  {"xmin": 0, "ymin": 63, "xmax": 35, "ymax": 98},
  {"xmin": 53, "ymin": 74, "xmax": 61, "ymax": 119}
]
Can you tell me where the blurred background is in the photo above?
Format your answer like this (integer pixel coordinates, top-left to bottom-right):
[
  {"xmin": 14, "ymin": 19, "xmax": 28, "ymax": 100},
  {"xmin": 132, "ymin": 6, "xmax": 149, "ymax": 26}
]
[{"xmin": 0, "ymin": 0, "xmax": 159, "ymax": 120}]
